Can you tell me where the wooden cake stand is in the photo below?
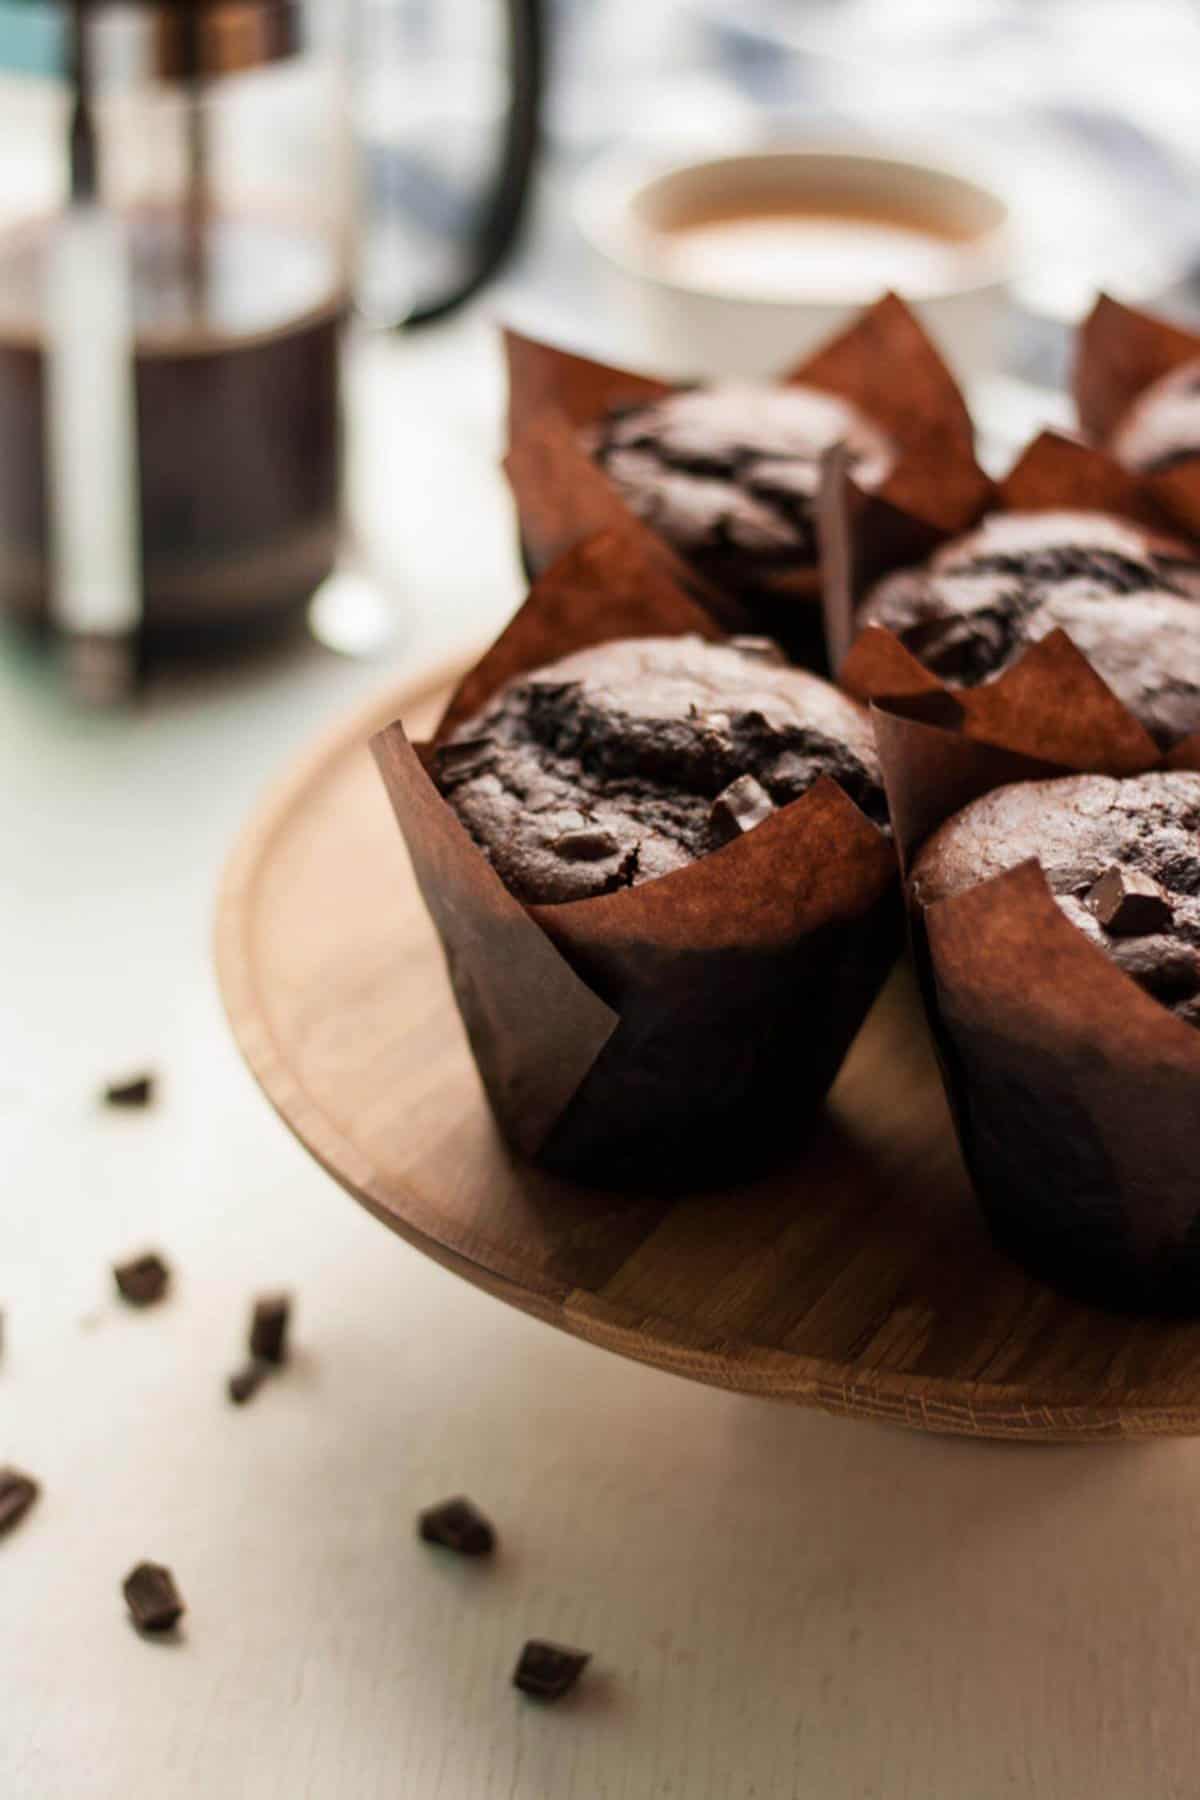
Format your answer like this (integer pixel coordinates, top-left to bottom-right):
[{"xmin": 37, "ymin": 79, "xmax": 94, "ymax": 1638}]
[{"xmin": 215, "ymin": 669, "xmax": 1200, "ymax": 1442}]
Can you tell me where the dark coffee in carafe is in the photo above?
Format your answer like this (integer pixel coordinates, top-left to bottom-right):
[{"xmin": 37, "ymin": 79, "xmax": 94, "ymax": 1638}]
[{"xmin": 0, "ymin": 209, "xmax": 345, "ymax": 639}]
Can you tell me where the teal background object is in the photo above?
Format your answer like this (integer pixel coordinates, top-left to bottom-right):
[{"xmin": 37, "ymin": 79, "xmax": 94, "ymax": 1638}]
[{"xmin": 0, "ymin": 1, "xmax": 65, "ymax": 78}]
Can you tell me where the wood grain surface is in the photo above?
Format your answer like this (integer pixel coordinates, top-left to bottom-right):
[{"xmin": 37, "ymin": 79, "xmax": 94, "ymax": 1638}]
[{"xmin": 216, "ymin": 674, "xmax": 1200, "ymax": 1443}]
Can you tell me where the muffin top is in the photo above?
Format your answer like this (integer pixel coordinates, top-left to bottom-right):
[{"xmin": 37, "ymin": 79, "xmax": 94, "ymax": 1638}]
[
  {"xmin": 911, "ymin": 770, "xmax": 1200, "ymax": 1025},
  {"xmin": 1110, "ymin": 358, "xmax": 1200, "ymax": 475},
  {"xmin": 586, "ymin": 383, "xmax": 894, "ymax": 574},
  {"xmin": 859, "ymin": 509, "xmax": 1200, "ymax": 746},
  {"xmin": 436, "ymin": 633, "xmax": 886, "ymax": 905}
]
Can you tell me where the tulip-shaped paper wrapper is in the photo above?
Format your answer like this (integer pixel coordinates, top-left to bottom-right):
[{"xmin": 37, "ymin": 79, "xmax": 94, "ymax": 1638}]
[
  {"xmin": 871, "ymin": 665, "xmax": 1200, "ymax": 1315},
  {"xmin": 371, "ymin": 528, "xmax": 901, "ymax": 1188}
]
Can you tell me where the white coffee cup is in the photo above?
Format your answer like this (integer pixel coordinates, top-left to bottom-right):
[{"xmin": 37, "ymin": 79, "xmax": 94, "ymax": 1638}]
[{"xmin": 574, "ymin": 145, "xmax": 1012, "ymax": 382}]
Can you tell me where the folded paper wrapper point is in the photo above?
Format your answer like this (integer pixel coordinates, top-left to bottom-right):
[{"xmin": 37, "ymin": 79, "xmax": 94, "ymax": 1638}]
[
  {"xmin": 370, "ymin": 527, "xmax": 901, "ymax": 1187},
  {"xmin": 503, "ymin": 294, "xmax": 993, "ymax": 663},
  {"xmin": 871, "ymin": 673, "xmax": 1200, "ymax": 1314},
  {"xmin": 1075, "ymin": 294, "xmax": 1200, "ymax": 540}
]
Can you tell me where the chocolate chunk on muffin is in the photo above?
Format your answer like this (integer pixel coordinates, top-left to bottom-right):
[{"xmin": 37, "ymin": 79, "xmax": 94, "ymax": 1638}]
[
  {"xmin": 1109, "ymin": 357, "xmax": 1200, "ymax": 475},
  {"xmin": 436, "ymin": 634, "xmax": 887, "ymax": 905},
  {"xmin": 912, "ymin": 771, "xmax": 1200, "ymax": 1025},
  {"xmin": 860, "ymin": 510, "xmax": 1200, "ymax": 746},
  {"xmin": 586, "ymin": 384, "xmax": 894, "ymax": 652}
]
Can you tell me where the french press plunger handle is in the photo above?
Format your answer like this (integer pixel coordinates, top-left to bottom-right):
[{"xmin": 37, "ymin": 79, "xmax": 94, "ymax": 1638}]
[{"xmin": 403, "ymin": 0, "xmax": 545, "ymax": 329}]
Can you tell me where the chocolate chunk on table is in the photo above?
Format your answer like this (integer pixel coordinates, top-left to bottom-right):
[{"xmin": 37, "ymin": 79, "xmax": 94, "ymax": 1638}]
[
  {"xmin": 227, "ymin": 1362, "xmax": 268, "ymax": 1406},
  {"xmin": 0, "ymin": 1468, "xmax": 39, "ymax": 1539},
  {"xmin": 123, "ymin": 1562, "xmax": 184, "ymax": 1633},
  {"xmin": 418, "ymin": 1496, "xmax": 496, "ymax": 1557},
  {"xmin": 248, "ymin": 1293, "xmax": 291, "ymax": 1365},
  {"xmin": 113, "ymin": 1251, "xmax": 170, "ymax": 1308},
  {"xmin": 1087, "ymin": 865, "xmax": 1174, "ymax": 937},
  {"xmin": 102, "ymin": 1072, "xmax": 156, "ymax": 1109},
  {"xmin": 513, "ymin": 1640, "xmax": 591, "ymax": 1701}
]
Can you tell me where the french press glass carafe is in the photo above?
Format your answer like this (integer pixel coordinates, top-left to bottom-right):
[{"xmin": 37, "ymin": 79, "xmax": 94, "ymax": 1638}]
[{"xmin": 0, "ymin": 0, "xmax": 542, "ymax": 650}]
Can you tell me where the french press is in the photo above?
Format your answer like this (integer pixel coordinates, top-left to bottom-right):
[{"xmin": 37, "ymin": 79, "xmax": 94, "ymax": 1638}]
[{"xmin": 0, "ymin": 0, "xmax": 542, "ymax": 657}]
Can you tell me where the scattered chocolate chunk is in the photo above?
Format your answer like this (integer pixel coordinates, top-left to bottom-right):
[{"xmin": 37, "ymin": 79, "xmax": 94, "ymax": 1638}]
[
  {"xmin": 123, "ymin": 1562, "xmax": 184, "ymax": 1633},
  {"xmin": 0, "ymin": 1468, "xmax": 39, "ymax": 1539},
  {"xmin": 710, "ymin": 773, "xmax": 776, "ymax": 844},
  {"xmin": 248, "ymin": 1293, "xmax": 291, "ymax": 1366},
  {"xmin": 1086, "ymin": 865, "xmax": 1174, "ymax": 937},
  {"xmin": 552, "ymin": 826, "xmax": 622, "ymax": 863},
  {"xmin": 418, "ymin": 1496, "xmax": 496, "ymax": 1557},
  {"xmin": 513, "ymin": 1640, "xmax": 591, "ymax": 1701},
  {"xmin": 113, "ymin": 1251, "xmax": 170, "ymax": 1308},
  {"xmin": 227, "ymin": 1362, "xmax": 268, "ymax": 1407},
  {"xmin": 102, "ymin": 1072, "xmax": 156, "ymax": 1109}
]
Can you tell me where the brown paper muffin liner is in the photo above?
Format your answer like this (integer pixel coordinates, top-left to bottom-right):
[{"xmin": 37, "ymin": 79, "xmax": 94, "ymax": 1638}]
[
  {"xmin": 824, "ymin": 426, "xmax": 1200, "ymax": 774},
  {"xmin": 370, "ymin": 527, "xmax": 901, "ymax": 1189},
  {"xmin": 872, "ymin": 685, "xmax": 1200, "ymax": 1313},
  {"xmin": 1074, "ymin": 294, "xmax": 1200, "ymax": 540},
  {"xmin": 503, "ymin": 294, "xmax": 991, "ymax": 668}
]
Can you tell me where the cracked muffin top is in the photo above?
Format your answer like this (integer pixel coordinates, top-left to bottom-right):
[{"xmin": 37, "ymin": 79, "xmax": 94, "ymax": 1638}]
[
  {"xmin": 435, "ymin": 634, "xmax": 886, "ymax": 905},
  {"xmin": 585, "ymin": 384, "xmax": 894, "ymax": 578},
  {"xmin": 859, "ymin": 510, "xmax": 1200, "ymax": 746},
  {"xmin": 911, "ymin": 771, "xmax": 1200, "ymax": 1026}
]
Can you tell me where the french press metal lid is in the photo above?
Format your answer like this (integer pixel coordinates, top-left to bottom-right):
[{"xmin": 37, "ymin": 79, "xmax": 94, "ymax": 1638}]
[{"xmin": 0, "ymin": 0, "xmax": 544, "ymax": 323}]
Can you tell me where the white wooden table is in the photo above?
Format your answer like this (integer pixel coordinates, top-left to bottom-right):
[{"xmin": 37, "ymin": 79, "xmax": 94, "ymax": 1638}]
[{"xmin": 3, "ymin": 313, "xmax": 1199, "ymax": 1800}]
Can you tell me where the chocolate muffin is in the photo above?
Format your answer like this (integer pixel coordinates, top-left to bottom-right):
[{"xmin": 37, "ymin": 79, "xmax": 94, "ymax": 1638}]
[
  {"xmin": 860, "ymin": 509, "xmax": 1200, "ymax": 746},
  {"xmin": 1109, "ymin": 358, "xmax": 1200, "ymax": 475},
  {"xmin": 912, "ymin": 771, "xmax": 1200, "ymax": 1026},
  {"xmin": 586, "ymin": 384, "xmax": 894, "ymax": 653},
  {"xmin": 436, "ymin": 633, "xmax": 887, "ymax": 905}
]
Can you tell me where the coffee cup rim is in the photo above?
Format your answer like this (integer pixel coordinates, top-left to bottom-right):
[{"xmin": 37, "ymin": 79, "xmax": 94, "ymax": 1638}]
[{"xmin": 574, "ymin": 142, "xmax": 1014, "ymax": 311}]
